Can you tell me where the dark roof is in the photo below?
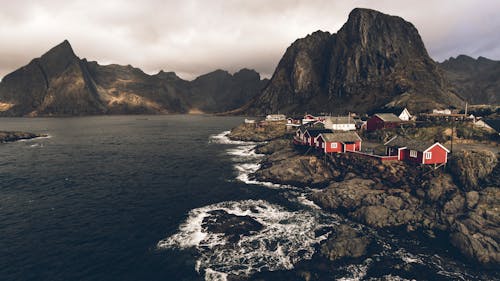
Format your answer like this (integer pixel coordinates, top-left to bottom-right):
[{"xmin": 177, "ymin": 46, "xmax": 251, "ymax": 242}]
[
  {"xmin": 305, "ymin": 129, "xmax": 332, "ymax": 137},
  {"xmin": 384, "ymin": 136, "xmax": 448, "ymax": 152},
  {"xmin": 483, "ymin": 119, "xmax": 500, "ymax": 132},
  {"xmin": 320, "ymin": 132, "xmax": 362, "ymax": 143},
  {"xmin": 373, "ymin": 113, "xmax": 402, "ymax": 122}
]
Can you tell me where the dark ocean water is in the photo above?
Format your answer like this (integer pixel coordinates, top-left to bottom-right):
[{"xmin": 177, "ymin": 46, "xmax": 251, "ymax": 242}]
[{"xmin": 0, "ymin": 115, "xmax": 497, "ymax": 281}]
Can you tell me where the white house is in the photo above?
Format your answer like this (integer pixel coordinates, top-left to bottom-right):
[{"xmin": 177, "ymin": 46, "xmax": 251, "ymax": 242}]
[
  {"xmin": 432, "ymin": 109, "xmax": 452, "ymax": 115},
  {"xmin": 398, "ymin": 108, "xmax": 412, "ymax": 121},
  {"xmin": 323, "ymin": 116, "xmax": 356, "ymax": 131},
  {"xmin": 266, "ymin": 114, "xmax": 286, "ymax": 121}
]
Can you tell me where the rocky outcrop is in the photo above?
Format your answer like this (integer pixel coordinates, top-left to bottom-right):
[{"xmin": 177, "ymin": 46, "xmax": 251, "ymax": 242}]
[
  {"xmin": 439, "ymin": 55, "xmax": 500, "ymax": 104},
  {"xmin": 449, "ymin": 187, "xmax": 500, "ymax": 264},
  {"xmin": 0, "ymin": 131, "xmax": 46, "ymax": 142},
  {"xmin": 320, "ymin": 224, "xmax": 371, "ymax": 261},
  {"xmin": 228, "ymin": 122, "xmax": 287, "ymax": 142},
  {"xmin": 241, "ymin": 8, "xmax": 462, "ymax": 116},
  {"xmin": 448, "ymin": 150, "xmax": 498, "ymax": 190},
  {"xmin": 0, "ymin": 41, "xmax": 266, "ymax": 116},
  {"xmin": 202, "ymin": 210, "xmax": 263, "ymax": 244}
]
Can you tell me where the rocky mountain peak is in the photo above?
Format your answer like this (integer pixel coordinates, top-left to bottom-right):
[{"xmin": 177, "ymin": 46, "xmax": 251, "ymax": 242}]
[{"xmin": 241, "ymin": 8, "xmax": 462, "ymax": 115}]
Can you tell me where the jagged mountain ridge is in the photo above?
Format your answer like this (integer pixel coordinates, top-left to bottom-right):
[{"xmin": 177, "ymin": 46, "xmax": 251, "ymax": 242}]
[
  {"xmin": 240, "ymin": 8, "xmax": 463, "ymax": 115},
  {"xmin": 0, "ymin": 40, "xmax": 265, "ymax": 116},
  {"xmin": 439, "ymin": 55, "xmax": 500, "ymax": 105}
]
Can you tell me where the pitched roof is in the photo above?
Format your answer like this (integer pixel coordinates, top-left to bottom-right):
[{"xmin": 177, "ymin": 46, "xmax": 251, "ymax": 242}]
[
  {"xmin": 373, "ymin": 113, "xmax": 402, "ymax": 122},
  {"xmin": 324, "ymin": 116, "xmax": 355, "ymax": 124},
  {"xmin": 384, "ymin": 136, "xmax": 448, "ymax": 152},
  {"xmin": 320, "ymin": 131, "xmax": 362, "ymax": 143},
  {"xmin": 483, "ymin": 119, "xmax": 500, "ymax": 133},
  {"xmin": 305, "ymin": 129, "xmax": 332, "ymax": 137}
]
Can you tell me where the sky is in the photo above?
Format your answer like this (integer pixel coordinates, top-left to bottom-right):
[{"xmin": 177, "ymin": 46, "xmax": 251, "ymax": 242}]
[{"xmin": 0, "ymin": 0, "xmax": 499, "ymax": 80}]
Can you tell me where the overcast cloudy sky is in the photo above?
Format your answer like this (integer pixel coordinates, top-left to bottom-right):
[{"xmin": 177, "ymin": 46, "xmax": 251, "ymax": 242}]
[{"xmin": 0, "ymin": 0, "xmax": 499, "ymax": 80}]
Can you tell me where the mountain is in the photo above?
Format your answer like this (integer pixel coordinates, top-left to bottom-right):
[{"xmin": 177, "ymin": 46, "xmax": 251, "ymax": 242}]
[
  {"xmin": 189, "ymin": 69, "xmax": 268, "ymax": 113},
  {"xmin": 439, "ymin": 55, "xmax": 500, "ymax": 105},
  {"xmin": 240, "ymin": 8, "xmax": 463, "ymax": 116},
  {"xmin": 0, "ymin": 41, "xmax": 264, "ymax": 116}
]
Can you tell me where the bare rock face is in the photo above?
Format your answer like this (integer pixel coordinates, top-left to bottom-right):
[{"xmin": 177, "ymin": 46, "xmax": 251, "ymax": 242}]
[
  {"xmin": 449, "ymin": 187, "xmax": 500, "ymax": 265},
  {"xmin": 448, "ymin": 150, "xmax": 498, "ymax": 190},
  {"xmin": 320, "ymin": 224, "xmax": 371, "ymax": 261},
  {"xmin": 242, "ymin": 8, "xmax": 462, "ymax": 115}
]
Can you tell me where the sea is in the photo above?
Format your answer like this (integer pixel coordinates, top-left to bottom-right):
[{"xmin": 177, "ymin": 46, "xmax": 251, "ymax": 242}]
[{"xmin": 0, "ymin": 115, "xmax": 497, "ymax": 281}]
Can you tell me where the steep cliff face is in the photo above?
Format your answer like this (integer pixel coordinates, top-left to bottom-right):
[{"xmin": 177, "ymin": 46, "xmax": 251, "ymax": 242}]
[
  {"xmin": 439, "ymin": 55, "xmax": 500, "ymax": 104},
  {"xmin": 244, "ymin": 8, "xmax": 463, "ymax": 115},
  {"xmin": 0, "ymin": 41, "xmax": 265, "ymax": 116}
]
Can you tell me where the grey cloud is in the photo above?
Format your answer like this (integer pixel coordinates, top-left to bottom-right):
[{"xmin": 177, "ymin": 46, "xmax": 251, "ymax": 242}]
[{"xmin": 0, "ymin": 0, "xmax": 499, "ymax": 80}]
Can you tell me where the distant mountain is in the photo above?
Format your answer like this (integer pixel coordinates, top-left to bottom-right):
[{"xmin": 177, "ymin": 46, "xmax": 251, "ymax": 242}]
[
  {"xmin": 189, "ymin": 69, "xmax": 268, "ymax": 113},
  {"xmin": 0, "ymin": 40, "xmax": 265, "ymax": 116},
  {"xmin": 439, "ymin": 55, "xmax": 500, "ymax": 105},
  {"xmin": 239, "ymin": 8, "xmax": 463, "ymax": 116}
]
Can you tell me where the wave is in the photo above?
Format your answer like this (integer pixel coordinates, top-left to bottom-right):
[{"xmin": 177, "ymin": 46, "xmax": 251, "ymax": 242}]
[{"xmin": 157, "ymin": 199, "xmax": 336, "ymax": 281}]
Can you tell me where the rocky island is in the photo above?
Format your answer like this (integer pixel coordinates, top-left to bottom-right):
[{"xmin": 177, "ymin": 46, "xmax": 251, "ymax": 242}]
[{"xmin": 0, "ymin": 131, "xmax": 46, "ymax": 143}]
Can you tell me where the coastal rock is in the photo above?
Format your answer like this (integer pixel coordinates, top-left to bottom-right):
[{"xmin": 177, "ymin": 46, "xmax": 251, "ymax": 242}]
[
  {"xmin": 254, "ymin": 154, "xmax": 334, "ymax": 188},
  {"xmin": 255, "ymin": 139, "xmax": 292, "ymax": 154},
  {"xmin": 202, "ymin": 210, "xmax": 263, "ymax": 243},
  {"xmin": 320, "ymin": 225, "xmax": 371, "ymax": 261},
  {"xmin": 0, "ymin": 131, "xmax": 45, "ymax": 142},
  {"xmin": 450, "ymin": 187, "xmax": 500, "ymax": 265},
  {"xmin": 448, "ymin": 150, "xmax": 497, "ymax": 190},
  {"xmin": 228, "ymin": 122, "xmax": 287, "ymax": 142}
]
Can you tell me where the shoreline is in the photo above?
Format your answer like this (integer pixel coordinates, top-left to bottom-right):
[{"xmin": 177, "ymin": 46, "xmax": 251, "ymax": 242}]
[{"xmin": 227, "ymin": 123, "xmax": 500, "ymax": 268}]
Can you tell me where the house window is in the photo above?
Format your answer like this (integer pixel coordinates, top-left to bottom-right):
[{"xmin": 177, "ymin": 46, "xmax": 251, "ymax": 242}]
[
  {"xmin": 410, "ymin": 150, "xmax": 417, "ymax": 158},
  {"xmin": 425, "ymin": 152, "xmax": 432, "ymax": 159},
  {"xmin": 331, "ymin": 143, "xmax": 337, "ymax": 149},
  {"xmin": 322, "ymin": 143, "xmax": 325, "ymax": 148}
]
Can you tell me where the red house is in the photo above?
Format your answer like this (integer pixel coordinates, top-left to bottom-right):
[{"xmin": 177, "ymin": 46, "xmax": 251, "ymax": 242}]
[
  {"xmin": 384, "ymin": 136, "xmax": 450, "ymax": 165},
  {"xmin": 303, "ymin": 129, "xmax": 332, "ymax": 146},
  {"xmin": 315, "ymin": 132, "xmax": 362, "ymax": 153},
  {"xmin": 367, "ymin": 113, "xmax": 402, "ymax": 131}
]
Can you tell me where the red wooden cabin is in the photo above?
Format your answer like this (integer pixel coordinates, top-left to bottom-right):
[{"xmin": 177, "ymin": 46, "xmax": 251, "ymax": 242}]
[
  {"xmin": 384, "ymin": 136, "xmax": 450, "ymax": 165},
  {"xmin": 367, "ymin": 113, "xmax": 402, "ymax": 131},
  {"xmin": 315, "ymin": 132, "xmax": 362, "ymax": 153}
]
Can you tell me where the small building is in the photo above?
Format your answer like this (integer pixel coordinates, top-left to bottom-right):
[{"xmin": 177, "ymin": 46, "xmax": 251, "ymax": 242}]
[
  {"xmin": 323, "ymin": 116, "xmax": 356, "ymax": 131},
  {"xmin": 315, "ymin": 132, "xmax": 362, "ymax": 153},
  {"xmin": 303, "ymin": 129, "xmax": 332, "ymax": 147},
  {"xmin": 244, "ymin": 119, "xmax": 255, "ymax": 124},
  {"xmin": 366, "ymin": 113, "xmax": 402, "ymax": 131},
  {"xmin": 384, "ymin": 136, "xmax": 450, "ymax": 165},
  {"xmin": 433, "ymin": 109, "xmax": 452, "ymax": 115},
  {"xmin": 266, "ymin": 114, "xmax": 286, "ymax": 121},
  {"xmin": 398, "ymin": 108, "xmax": 413, "ymax": 121}
]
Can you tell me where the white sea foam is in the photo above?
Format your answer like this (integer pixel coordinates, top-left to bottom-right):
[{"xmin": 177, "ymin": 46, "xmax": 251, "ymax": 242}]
[
  {"xmin": 208, "ymin": 131, "xmax": 257, "ymax": 146},
  {"xmin": 158, "ymin": 199, "xmax": 336, "ymax": 281},
  {"xmin": 395, "ymin": 248, "xmax": 423, "ymax": 265},
  {"xmin": 337, "ymin": 258, "xmax": 373, "ymax": 281},
  {"xmin": 18, "ymin": 134, "xmax": 51, "ymax": 142}
]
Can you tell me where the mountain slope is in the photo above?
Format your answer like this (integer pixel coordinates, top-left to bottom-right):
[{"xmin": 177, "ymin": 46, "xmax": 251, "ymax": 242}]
[
  {"xmin": 242, "ymin": 8, "xmax": 463, "ymax": 115},
  {"xmin": 439, "ymin": 55, "xmax": 500, "ymax": 105},
  {"xmin": 0, "ymin": 41, "xmax": 265, "ymax": 116}
]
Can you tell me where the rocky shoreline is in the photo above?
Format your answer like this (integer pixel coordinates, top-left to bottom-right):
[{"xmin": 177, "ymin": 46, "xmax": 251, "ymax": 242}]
[
  {"xmin": 228, "ymin": 126, "xmax": 500, "ymax": 267},
  {"xmin": 0, "ymin": 131, "xmax": 46, "ymax": 143}
]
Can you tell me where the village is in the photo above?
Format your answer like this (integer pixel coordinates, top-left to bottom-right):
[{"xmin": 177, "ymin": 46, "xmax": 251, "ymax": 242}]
[{"xmin": 242, "ymin": 106, "xmax": 500, "ymax": 170}]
